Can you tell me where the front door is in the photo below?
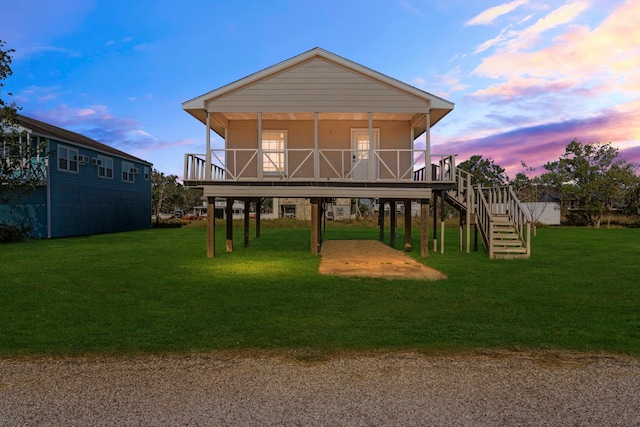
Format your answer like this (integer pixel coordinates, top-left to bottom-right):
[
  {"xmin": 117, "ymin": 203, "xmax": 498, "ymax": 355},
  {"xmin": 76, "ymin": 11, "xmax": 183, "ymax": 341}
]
[{"xmin": 350, "ymin": 128, "xmax": 379, "ymax": 180}]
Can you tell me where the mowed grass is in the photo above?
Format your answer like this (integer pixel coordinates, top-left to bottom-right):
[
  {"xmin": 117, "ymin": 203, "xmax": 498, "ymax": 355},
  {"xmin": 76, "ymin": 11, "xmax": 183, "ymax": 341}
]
[{"xmin": 1, "ymin": 222, "xmax": 639, "ymax": 357}]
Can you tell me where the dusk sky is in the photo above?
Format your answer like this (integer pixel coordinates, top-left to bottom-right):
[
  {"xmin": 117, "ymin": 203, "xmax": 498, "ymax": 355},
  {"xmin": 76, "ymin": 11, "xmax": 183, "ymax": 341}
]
[{"xmin": 3, "ymin": 0, "xmax": 639, "ymax": 178}]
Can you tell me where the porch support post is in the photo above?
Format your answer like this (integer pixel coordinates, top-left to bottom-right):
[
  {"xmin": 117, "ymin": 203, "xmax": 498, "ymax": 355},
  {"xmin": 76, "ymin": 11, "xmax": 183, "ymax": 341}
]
[
  {"xmin": 206, "ymin": 196, "xmax": 216, "ymax": 258},
  {"xmin": 257, "ymin": 112, "xmax": 263, "ymax": 180},
  {"xmin": 466, "ymin": 178, "xmax": 472, "ymax": 253},
  {"xmin": 256, "ymin": 198, "xmax": 261, "ymax": 238},
  {"xmin": 317, "ymin": 199, "xmax": 323, "ymax": 249},
  {"xmin": 205, "ymin": 111, "xmax": 212, "ymax": 180},
  {"xmin": 440, "ymin": 190, "xmax": 445, "ymax": 254},
  {"xmin": 224, "ymin": 127, "xmax": 228, "ymax": 179},
  {"xmin": 310, "ymin": 198, "xmax": 321, "ymax": 254},
  {"xmin": 433, "ymin": 193, "xmax": 438, "ymax": 252},
  {"xmin": 390, "ymin": 200, "xmax": 396, "ymax": 249},
  {"xmin": 226, "ymin": 197, "xmax": 233, "ymax": 253},
  {"xmin": 474, "ymin": 223, "xmax": 479, "ymax": 252},
  {"xmin": 420, "ymin": 199, "xmax": 429, "ymax": 257},
  {"xmin": 425, "ymin": 109, "xmax": 431, "ymax": 182},
  {"xmin": 368, "ymin": 112, "xmax": 374, "ymax": 180},
  {"xmin": 379, "ymin": 199, "xmax": 385, "ymax": 242},
  {"xmin": 244, "ymin": 199, "xmax": 250, "ymax": 248},
  {"xmin": 314, "ymin": 112, "xmax": 319, "ymax": 180},
  {"xmin": 404, "ymin": 198, "xmax": 412, "ymax": 252}
]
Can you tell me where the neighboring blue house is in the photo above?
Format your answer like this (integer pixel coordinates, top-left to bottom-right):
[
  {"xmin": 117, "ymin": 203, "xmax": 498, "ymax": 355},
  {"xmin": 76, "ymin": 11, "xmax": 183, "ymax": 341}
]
[{"xmin": 1, "ymin": 115, "xmax": 152, "ymax": 238}]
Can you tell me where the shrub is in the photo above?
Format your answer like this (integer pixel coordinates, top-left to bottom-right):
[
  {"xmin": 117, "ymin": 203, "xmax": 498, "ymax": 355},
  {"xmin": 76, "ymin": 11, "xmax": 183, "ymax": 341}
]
[{"xmin": 0, "ymin": 222, "xmax": 32, "ymax": 243}]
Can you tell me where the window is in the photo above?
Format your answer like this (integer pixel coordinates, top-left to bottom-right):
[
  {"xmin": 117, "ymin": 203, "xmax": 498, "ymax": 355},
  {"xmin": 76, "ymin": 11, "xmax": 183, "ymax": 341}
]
[
  {"xmin": 261, "ymin": 130, "xmax": 286, "ymax": 174},
  {"xmin": 122, "ymin": 161, "xmax": 134, "ymax": 182},
  {"xmin": 144, "ymin": 166, "xmax": 150, "ymax": 180},
  {"xmin": 98, "ymin": 156, "xmax": 113, "ymax": 179},
  {"xmin": 58, "ymin": 145, "xmax": 79, "ymax": 173},
  {"xmin": 355, "ymin": 134, "xmax": 370, "ymax": 160}
]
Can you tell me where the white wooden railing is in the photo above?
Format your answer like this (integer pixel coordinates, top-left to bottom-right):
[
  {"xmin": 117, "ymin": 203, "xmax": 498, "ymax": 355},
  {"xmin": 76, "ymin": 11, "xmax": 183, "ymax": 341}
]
[
  {"xmin": 4, "ymin": 156, "xmax": 48, "ymax": 184},
  {"xmin": 476, "ymin": 185, "xmax": 532, "ymax": 258},
  {"xmin": 184, "ymin": 149, "xmax": 456, "ymax": 183}
]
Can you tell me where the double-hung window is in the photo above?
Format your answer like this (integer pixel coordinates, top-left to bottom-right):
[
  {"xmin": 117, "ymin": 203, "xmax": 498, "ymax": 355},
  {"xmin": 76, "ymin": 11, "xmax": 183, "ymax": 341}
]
[
  {"xmin": 98, "ymin": 156, "xmax": 113, "ymax": 179},
  {"xmin": 122, "ymin": 161, "xmax": 135, "ymax": 182},
  {"xmin": 58, "ymin": 145, "xmax": 79, "ymax": 173},
  {"xmin": 261, "ymin": 130, "xmax": 286, "ymax": 174}
]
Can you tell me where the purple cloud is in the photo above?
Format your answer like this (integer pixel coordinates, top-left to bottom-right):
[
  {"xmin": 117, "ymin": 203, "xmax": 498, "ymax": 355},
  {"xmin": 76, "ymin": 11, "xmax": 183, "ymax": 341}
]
[{"xmin": 438, "ymin": 109, "xmax": 640, "ymax": 177}]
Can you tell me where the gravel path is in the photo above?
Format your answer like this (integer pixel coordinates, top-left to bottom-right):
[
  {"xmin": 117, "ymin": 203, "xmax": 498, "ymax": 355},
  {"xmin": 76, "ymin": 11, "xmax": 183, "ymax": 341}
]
[{"xmin": 2, "ymin": 351, "xmax": 639, "ymax": 426}]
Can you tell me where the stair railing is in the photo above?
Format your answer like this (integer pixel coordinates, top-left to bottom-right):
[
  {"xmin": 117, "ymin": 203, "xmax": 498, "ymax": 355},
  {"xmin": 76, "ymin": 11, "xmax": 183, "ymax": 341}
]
[
  {"xmin": 475, "ymin": 185, "xmax": 494, "ymax": 258},
  {"xmin": 480, "ymin": 184, "xmax": 532, "ymax": 257},
  {"xmin": 506, "ymin": 186, "xmax": 532, "ymax": 256}
]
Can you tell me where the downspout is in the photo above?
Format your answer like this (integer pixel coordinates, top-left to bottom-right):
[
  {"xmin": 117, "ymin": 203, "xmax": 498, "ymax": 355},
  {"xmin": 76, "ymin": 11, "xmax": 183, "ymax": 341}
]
[{"xmin": 46, "ymin": 137, "xmax": 52, "ymax": 238}]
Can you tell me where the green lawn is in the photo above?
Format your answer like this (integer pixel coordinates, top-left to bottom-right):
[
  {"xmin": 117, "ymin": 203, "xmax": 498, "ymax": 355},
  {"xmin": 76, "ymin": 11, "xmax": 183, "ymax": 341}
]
[{"xmin": 1, "ymin": 223, "xmax": 639, "ymax": 357}]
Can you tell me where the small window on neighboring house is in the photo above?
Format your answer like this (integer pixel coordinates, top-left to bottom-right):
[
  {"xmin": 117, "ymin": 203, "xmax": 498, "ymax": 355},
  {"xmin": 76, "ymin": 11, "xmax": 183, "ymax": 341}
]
[
  {"xmin": 144, "ymin": 166, "xmax": 150, "ymax": 180},
  {"xmin": 122, "ymin": 161, "xmax": 135, "ymax": 182},
  {"xmin": 262, "ymin": 130, "xmax": 286, "ymax": 174},
  {"xmin": 98, "ymin": 156, "xmax": 113, "ymax": 179},
  {"xmin": 58, "ymin": 145, "xmax": 79, "ymax": 173}
]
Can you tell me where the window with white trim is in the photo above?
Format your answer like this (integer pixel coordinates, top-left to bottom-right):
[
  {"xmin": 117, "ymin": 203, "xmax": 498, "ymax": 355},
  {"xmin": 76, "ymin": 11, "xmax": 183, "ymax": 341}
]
[
  {"xmin": 98, "ymin": 156, "xmax": 113, "ymax": 179},
  {"xmin": 122, "ymin": 161, "xmax": 135, "ymax": 182},
  {"xmin": 144, "ymin": 166, "xmax": 150, "ymax": 180},
  {"xmin": 261, "ymin": 130, "xmax": 286, "ymax": 174},
  {"xmin": 58, "ymin": 145, "xmax": 79, "ymax": 173}
]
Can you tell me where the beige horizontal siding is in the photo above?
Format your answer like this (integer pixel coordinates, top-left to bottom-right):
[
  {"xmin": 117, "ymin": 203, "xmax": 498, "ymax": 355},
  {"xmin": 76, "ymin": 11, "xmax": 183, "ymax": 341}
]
[{"xmin": 207, "ymin": 58, "xmax": 428, "ymax": 113}]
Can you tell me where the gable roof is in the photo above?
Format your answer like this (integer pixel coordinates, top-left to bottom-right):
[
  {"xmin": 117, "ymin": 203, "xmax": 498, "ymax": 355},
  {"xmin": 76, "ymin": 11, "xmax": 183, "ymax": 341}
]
[
  {"xmin": 15, "ymin": 115, "xmax": 151, "ymax": 165},
  {"xmin": 183, "ymin": 47, "xmax": 454, "ymax": 126}
]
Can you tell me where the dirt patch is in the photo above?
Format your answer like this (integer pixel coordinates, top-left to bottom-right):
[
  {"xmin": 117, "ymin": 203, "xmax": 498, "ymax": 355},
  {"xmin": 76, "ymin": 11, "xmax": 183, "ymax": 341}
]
[{"xmin": 318, "ymin": 240, "xmax": 447, "ymax": 280}]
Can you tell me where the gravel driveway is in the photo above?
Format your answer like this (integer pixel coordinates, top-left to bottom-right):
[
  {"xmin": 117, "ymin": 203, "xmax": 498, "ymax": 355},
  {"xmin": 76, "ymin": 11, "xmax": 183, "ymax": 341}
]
[{"xmin": 2, "ymin": 351, "xmax": 639, "ymax": 426}]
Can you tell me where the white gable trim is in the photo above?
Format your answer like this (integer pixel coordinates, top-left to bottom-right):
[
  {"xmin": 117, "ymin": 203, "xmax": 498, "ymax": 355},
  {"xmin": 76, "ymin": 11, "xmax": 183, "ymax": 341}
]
[{"xmin": 183, "ymin": 48, "xmax": 454, "ymax": 112}]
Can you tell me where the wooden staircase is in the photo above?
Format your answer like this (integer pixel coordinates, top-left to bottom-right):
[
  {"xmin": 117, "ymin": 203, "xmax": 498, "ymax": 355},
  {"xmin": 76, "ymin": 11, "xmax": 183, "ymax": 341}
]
[
  {"xmin": 446, "ymin": 168, "xmax": 531, "ymax": 259},
  {"xmin": 490, "ymin": 214, "xmax": 529, "ymax": 259}
]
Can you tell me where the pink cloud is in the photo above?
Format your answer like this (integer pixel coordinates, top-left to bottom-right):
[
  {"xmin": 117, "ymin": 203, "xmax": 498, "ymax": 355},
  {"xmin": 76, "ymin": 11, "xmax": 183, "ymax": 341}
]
[
  {"xmin": 473, "ymin": 1, "xmax": 640, "ymax": 84},
  {"xmin": 454, "ymin": 0, "xmax": 640, "ymax": 178},
  {"xmin": 465, "ymin": 0, "xmax": 529, "ymax": 26}
]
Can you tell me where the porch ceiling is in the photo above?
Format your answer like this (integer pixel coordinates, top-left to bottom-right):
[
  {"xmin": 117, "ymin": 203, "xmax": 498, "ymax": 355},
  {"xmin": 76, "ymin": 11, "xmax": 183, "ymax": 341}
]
[{"xmin": 205, "ymin": 111, "xmax": 430, "ymax": 138}]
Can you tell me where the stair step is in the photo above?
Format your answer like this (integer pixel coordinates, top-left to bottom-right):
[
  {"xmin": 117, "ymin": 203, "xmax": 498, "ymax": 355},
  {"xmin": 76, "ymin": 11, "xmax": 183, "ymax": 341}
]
[
  {"xmin": 493, "ymin": 241, "xmax": 524, "ymax": 247},
  {"xmin": 494, "ymin": 253, "xmax": 530, "ymax": 260},
  {"xmin": 494, "ymin": 231, "xmax": 516, "ymax": 235},
  {"xmin": 493, "ymin": 247, "xmax": 528, "ymax": 254},
  {"xmin": 492, "ymin": 233, "xmax": 519, "ymax": 239}
]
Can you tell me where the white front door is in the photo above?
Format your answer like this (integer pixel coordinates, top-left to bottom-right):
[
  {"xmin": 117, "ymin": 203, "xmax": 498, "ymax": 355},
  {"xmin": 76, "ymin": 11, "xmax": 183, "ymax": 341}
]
[{"xmin": 350, "ymin": 128, "xmax": 379, "ymax": 180}]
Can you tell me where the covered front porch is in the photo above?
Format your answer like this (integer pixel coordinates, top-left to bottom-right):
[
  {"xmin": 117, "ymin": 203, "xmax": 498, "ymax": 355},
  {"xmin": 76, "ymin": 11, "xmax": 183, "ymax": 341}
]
[{"xmin": 183, "ymin": 112, "xmax": 456, "ymax": 186}]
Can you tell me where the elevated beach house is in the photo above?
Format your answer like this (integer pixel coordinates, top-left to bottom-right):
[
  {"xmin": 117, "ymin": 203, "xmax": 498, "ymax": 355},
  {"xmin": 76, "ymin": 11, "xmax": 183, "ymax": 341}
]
[{"xmin": 182, "ymin": 48, "xmax": 531, "ymax": 258}]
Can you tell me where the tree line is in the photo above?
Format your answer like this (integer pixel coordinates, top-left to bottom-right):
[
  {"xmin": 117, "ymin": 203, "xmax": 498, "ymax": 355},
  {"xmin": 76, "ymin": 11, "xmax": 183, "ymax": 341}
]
[{"xmin": 459, "ymin": 140, "xmax": 640, "ymax": 228}]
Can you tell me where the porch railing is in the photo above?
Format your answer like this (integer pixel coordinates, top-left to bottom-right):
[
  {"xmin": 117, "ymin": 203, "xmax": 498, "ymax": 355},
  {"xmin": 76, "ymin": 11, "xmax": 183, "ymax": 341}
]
[
  {"xmin": 184, "ymin": 149, "xmax": 456, "ymax": 183},
  {"xmin": 3, "ymin": 156, "xmax": 48, "ymax": 184}
]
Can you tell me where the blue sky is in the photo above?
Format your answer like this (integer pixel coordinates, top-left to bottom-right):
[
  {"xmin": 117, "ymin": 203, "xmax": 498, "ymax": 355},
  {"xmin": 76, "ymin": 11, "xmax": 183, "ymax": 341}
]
[{"xmin": 3, "ymin": 0, "xmax": 639, "ymax": 178}]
